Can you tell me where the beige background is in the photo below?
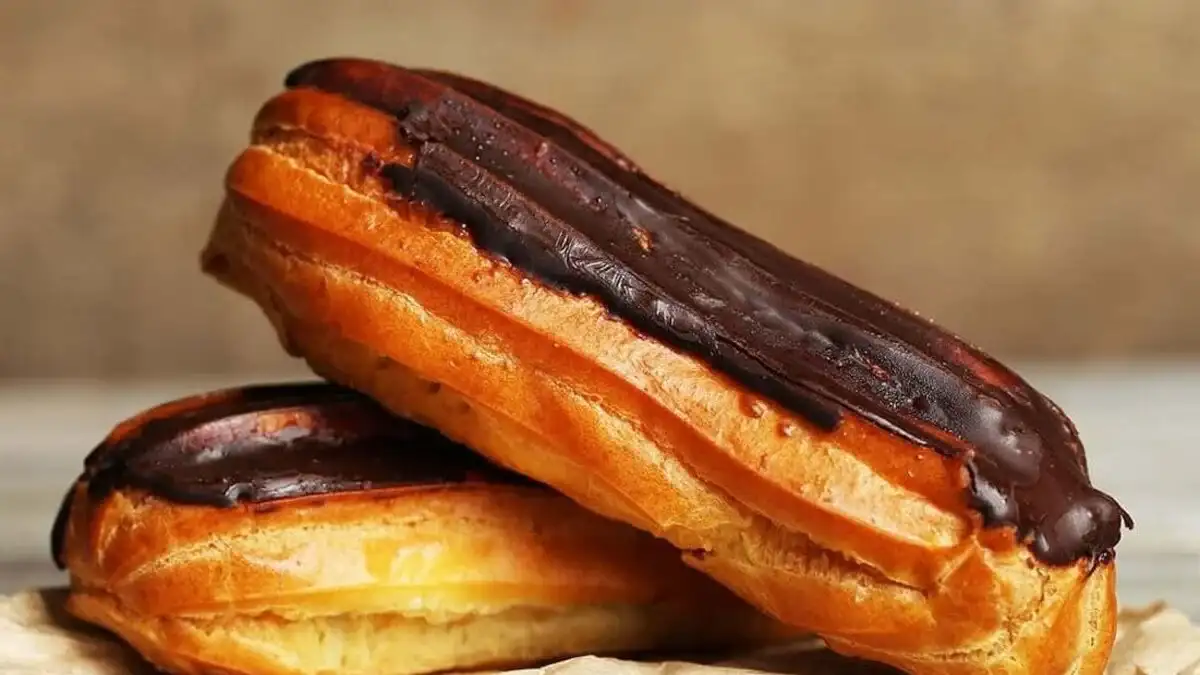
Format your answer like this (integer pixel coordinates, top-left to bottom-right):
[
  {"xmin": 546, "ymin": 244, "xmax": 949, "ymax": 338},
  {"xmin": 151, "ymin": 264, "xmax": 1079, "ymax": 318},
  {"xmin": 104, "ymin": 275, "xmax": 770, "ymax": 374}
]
[{"xmin": 3, "ymin": 0, "xmax": 1200, "ymax": 378}]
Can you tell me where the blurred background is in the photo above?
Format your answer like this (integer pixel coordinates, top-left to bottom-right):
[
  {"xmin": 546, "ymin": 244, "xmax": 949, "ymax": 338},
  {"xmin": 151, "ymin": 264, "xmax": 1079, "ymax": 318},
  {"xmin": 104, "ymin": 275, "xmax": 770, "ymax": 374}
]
[
  {"xmin": 5, "ymin": 0, "xmax": 1200, "ymax": 375},
  {"xmin": 1, "ymin": 0, "xmax": 1198, "ymax": 615}
]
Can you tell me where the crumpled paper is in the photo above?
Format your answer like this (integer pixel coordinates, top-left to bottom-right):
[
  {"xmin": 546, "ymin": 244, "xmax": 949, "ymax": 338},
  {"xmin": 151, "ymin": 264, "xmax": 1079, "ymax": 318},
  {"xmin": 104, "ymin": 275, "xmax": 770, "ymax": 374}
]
[{"xmin": 1, "ymin": 589, "xmax": 1197, "ymax": 675}]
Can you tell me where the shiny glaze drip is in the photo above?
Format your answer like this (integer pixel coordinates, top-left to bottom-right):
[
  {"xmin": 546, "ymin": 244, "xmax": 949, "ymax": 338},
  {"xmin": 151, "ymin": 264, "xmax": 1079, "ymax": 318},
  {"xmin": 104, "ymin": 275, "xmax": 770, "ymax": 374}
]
[
  {"xmin": 284, "ymin": 58, "xmax": 1131, "ymax": 566},
  {"xmin": 51, "ymin": 381, "xmax": 530, "ymax": 568}
]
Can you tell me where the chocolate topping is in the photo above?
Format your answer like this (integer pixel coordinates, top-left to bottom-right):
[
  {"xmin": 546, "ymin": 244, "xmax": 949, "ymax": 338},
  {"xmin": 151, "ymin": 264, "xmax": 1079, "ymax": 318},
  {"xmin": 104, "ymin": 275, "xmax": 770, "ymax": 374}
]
[
  {"xmin": 51, "ymin": 381, "xmax": 531, "ymax": 568},
  {"xmin": 284, "ymin": 58, "xmax": 1131, "ymax": 566}
]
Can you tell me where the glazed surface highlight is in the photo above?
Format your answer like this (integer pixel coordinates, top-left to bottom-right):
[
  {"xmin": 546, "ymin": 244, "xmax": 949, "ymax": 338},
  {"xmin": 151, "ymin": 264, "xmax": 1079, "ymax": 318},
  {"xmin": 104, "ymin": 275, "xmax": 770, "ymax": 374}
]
[{"xmin": 51, "ymin": 381, "xmax": 530, "ymax": 567}]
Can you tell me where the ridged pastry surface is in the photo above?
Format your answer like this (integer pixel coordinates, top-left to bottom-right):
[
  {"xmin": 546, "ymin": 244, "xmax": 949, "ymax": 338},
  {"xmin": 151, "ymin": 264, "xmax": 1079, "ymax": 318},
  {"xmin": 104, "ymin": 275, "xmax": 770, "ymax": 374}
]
[
  {"xmin": 201, "ymin": 58, "xmax": 1129, "ymax": 675},
  {"xmin": 55, "ymin": 383, "xmax": 792, "ymax": 675},
  {"xmin": 281, "ymin": 58, "xmax": 1130, "ymax": 568}
]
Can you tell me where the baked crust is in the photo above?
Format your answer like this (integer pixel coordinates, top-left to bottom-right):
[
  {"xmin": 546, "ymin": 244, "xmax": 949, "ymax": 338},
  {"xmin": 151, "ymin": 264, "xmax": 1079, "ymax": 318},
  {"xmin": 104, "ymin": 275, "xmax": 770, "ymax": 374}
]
[
  {"xmin": 200, "ymin": 83, "xmax": 1118, "ymax": 675},
  {"xmin": 60, "ymin": 465, "xmax": 789, "ymax": 675}
]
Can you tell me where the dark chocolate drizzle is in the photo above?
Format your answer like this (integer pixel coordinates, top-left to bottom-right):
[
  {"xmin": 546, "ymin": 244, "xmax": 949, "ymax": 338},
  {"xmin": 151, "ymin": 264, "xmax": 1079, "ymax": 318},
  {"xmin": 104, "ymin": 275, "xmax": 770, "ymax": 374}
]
[
  {"xmin": 283, "ymin": 58, "xmax": 1131, "ymax": 566},
  {"xmin": 51, "ymin": 381, "xmax": 531, "ymax": 568}
]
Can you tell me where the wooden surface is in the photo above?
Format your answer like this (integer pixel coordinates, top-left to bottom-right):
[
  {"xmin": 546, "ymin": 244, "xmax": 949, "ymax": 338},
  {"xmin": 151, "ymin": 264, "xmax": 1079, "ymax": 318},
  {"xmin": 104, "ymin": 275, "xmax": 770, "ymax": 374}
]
[{"xmin": 1, "ymin": 363, "xmax": 1197, "ymax": 618}]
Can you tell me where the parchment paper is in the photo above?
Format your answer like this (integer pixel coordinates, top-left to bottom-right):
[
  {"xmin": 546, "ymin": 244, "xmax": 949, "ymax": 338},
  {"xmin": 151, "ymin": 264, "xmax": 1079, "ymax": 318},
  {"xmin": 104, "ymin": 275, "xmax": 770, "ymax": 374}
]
[{"xmin": 1, "ymin": 589, "xmax": 1196, "ymax": 675}]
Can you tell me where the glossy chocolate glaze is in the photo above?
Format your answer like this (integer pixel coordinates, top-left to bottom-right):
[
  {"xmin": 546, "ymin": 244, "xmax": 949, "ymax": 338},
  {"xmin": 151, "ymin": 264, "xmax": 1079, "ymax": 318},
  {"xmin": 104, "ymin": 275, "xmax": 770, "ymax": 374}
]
[
  {"xmin": 284, "ymin": 58, "xmax": 1131, "ymax": 566},
  {"xmin": 51, "ymin": 381, "xmax": 530, "ymax": 568}
]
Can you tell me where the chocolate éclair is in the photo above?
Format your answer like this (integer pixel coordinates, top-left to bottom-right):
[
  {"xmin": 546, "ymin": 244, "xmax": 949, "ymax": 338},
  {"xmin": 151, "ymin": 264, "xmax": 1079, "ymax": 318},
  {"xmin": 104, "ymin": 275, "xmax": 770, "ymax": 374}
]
[
  {"xmin": 200, "ymin": 58, "xmax": 1131, "ymax": 675},
  {"xmin": 52, "ymin": 382, "xmax": 791, "ymax": 675}
]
